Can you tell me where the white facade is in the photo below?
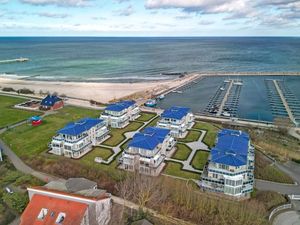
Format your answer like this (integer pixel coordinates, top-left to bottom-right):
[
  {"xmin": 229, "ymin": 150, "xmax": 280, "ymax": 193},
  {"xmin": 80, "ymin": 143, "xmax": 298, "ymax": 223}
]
[
  {"xmin": 120, "ymin": 134, "xmax": 176, "ymax": 176},
  {"xmin": 100, "ymin": 103, "xmax": 140, "ymax": 128},
  {"xmin": 201, "ymin": 145, "xmax": 255, "ymax": 198},
  {"xmin": 50, "ymin": 122, "xmax": 109, "ymax": 159},
  {"xmin": 157, "ymin": 112, "xmax": 194, "ymax": 138}
]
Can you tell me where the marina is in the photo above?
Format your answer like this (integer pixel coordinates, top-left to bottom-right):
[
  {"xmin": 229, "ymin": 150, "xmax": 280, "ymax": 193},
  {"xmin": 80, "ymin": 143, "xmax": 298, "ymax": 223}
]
[
  {"xmin": 203, "ymin": 79, "xmax": 243, "ymax": 118},
  {"xmin": 157, "ymin": 75, "xmax": 300, "ymax": 124}
]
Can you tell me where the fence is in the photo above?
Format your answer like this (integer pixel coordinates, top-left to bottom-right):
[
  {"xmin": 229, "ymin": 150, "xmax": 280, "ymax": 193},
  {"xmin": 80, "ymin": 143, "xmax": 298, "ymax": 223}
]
[{"xmin": 268, "ymin": 203, "xmax": 292, "ymax": 221}]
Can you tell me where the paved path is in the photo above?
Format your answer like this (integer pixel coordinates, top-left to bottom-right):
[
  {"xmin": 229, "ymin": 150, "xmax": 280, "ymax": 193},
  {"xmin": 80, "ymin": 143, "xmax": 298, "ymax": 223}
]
[
  {"xmin": 0, "ymin": 139, "xmax": 59, "ymax": 182},
  {"xmin": 166, "ymin": 130, "xmax": 209, "ymax": 173},
  {"xmin": 273, "ymin": 211, "xmax": 300, "ymax": 225}
]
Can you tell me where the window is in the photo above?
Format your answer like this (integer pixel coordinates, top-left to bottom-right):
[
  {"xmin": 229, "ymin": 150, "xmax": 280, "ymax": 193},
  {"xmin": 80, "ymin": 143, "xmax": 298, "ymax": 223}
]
[
  {"xmin": 37, "ymin": 208, "xmax": 48, "ymax": 220},
  {"xmin": 56, "ymin": 212, "xmax": 66, "ymax": 224}
]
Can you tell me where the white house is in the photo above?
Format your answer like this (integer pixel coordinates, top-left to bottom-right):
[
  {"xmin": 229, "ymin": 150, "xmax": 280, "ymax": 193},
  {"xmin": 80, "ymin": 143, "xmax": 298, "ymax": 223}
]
[
  {"xmin": 100, "ymin": 100, "xmax": 140, "ymax": 128},
  {"xmin": 157, "ymin": 106, "xmax": 194, "ymax": 138},
  {"xmin": 50, "ymin": 118, "xmax": 109, "ymax": 159},
  {"xmin": 201, "ymin": 129, "xmax": 255, "ymax": 198},
  {"xmin": 119, "ymin": 127, "xmax": 176, "ymax": 176}
]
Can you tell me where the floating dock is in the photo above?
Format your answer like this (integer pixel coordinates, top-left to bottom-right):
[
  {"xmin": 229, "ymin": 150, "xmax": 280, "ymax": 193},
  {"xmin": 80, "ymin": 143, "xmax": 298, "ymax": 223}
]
[
  {"xmin": 265, "ymin": 79, "xmax": 300, "ymax": 126},
  {"xmin": 204, "ymin": 79, "xmax": 243, "ymax": 117},
  {"xmin": 0, "ymin": 57, "xmax": 29, "ymax": 64}
]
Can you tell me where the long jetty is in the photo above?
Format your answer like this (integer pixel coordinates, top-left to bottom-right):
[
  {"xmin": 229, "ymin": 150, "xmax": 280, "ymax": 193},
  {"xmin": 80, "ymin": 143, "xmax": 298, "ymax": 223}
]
[
  {"xmin": 217, "ymin": 80, "xmax": 233, "ymax": 116},
  {"xmin": 195, "ymin": 72, "xmax": 300, "ymax": 76},
  {"xmin": 273, "ymin": 80, "xmax": 297, "ymax": 126}
]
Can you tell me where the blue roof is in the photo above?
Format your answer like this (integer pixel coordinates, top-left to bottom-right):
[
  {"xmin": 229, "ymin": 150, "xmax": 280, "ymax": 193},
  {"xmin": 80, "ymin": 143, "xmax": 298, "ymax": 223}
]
[
  {"xmin": 58, "ymin": 118, "xmax": 104, "ymax": 136},
  {"xmin": 211, "ymin": 129, "xmax": 250, "ymax": 167},
  {"xmin": 105, "ymin": 100, "xmax": 136, "ymax": 112},
  {"xmin": 128, "ymin": 127, "xmax": 170, "ymax": 150},
  {"xmin": 41, "ymin": 95, "xmax": 62, "ymax": 107},
  {"xmin": 161, "ymin": 106, "xmax": 190, "ymax": 120}
]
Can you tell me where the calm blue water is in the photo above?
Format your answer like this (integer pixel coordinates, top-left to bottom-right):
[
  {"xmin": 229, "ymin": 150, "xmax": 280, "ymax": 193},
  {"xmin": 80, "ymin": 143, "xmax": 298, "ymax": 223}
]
[
  {"xmin": 157, "ymin": 75, "xmax": 300, "ymax": 122},
  {"xmin": 1, "ymin": 37, "xmax": 300, "ymax": 122},
  {"xmin": 1, "ymin": 37, "xmax": 300, "ymax": 81}
]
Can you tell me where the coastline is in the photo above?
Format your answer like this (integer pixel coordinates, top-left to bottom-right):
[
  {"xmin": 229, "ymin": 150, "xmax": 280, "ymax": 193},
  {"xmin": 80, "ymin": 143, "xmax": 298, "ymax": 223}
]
[{"xmin": 0, "ymin": 74, "xmax": 201, "ymax": 103}]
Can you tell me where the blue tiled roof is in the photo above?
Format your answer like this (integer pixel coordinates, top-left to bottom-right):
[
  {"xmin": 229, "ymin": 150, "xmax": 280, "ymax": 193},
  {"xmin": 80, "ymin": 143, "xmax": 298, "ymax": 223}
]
[
  {"xmin": 161, "ymin": 106, "xmax": 190, "ymax": 120},
  {"xmin": 41, "ymin": 95, "xmax": 62, "ymax": 107},
  {"xmin": 105, "ymin": 100, "xmax": 136, "ymax": 112},
  {"xmin": 58, "ymin": 118, "xmax": 104, "ymax": 136},
  {"xmin": 128, "ymin": 127, "xmax": 170, "ymax": 150},
  {"xmin": 211, "ymin": 129, "xmax": 249, "ymax": 167}
]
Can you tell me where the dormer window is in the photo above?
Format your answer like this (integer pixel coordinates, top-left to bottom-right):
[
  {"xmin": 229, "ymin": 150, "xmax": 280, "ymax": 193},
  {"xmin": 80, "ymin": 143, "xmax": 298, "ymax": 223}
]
[
  {"xmin": 37, "ymin": 208, "xmax": 48, "ymax": 220},
  {"xmin": 56, "ymin": 212, "xmax": 66, "ymax": 224}
]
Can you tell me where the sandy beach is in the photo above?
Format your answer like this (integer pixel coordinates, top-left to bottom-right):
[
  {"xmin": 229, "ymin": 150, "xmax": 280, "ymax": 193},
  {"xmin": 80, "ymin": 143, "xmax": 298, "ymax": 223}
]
[{"xmin": 0, "ymin": 74, "xmax": 200, "ymax": 103}]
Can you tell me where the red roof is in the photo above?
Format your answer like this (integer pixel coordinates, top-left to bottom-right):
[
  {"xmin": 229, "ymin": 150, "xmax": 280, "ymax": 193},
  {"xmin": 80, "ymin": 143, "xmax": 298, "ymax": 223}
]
[{"xmin": 20, "ymin": 194, "xmax": 88, "ymax": 225}]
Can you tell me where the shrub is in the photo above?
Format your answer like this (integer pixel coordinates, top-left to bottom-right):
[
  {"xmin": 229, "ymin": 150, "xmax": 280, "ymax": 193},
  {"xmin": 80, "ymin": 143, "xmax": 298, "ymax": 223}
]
[
  {"xmin": 2, "ymin": 192, "xmax": 29, "ymax": 213},
  {"xmin": 17, "ymin": 88, "xmax": 34, "ymax": 94},
  {"xmin": 2, "ymin": 87, "xmax": 16, "ymax": 92}
]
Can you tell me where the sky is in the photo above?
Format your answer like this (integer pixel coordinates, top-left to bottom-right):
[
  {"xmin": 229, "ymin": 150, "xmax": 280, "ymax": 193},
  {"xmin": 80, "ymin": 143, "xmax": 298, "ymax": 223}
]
[{"xmin": 0, "ymin": 0, "xmax": 300, "ymax": 36}]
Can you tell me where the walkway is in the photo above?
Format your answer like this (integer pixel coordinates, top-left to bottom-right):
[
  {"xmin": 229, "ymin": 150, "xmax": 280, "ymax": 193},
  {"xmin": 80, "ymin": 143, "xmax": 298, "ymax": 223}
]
[
  {"xmin": 273, "ymin": 80, "xmax": 297, "ymax": 125},
  {"xmin": 217, "ymin": 79, "xmax": 233, "ymax": 116},
  {"xmin": 0, "ymin": 139, "xmax": 59, "ymax": 182},
  {"xmin": 99, "ymin": 116, "xmax": 159, "ymax": 164},
  {"xmin": 166, "ymin": 130, "xmax": 209, "ymax": 173},
  {"xmin": 273, "ymin": 211, "xmax": 300, "ymax": 225}
]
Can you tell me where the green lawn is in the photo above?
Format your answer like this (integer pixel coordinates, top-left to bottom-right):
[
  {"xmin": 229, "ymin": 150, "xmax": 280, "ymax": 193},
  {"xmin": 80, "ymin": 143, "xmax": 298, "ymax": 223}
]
[
  {"xmin": 145, "ymin": 116, "xmax": 160, "ymax": 127},
  {"xmin": 0, "ymin": 95, "xmax": 40, "ymax": 128},
  {"xmin": 191, "ymin": 151, "xmax": 209, "ymax": 170},
  {"xmin": 163, "ymin": 161, "xmax": 200, "ymax": 180},
  {"xmin": 80, "ymin": 147, "xmax": 113, "ymax": 164},
  {"xmin": 102, "ymin": 121, "xmax": 143, "ymax": 147},
  {"xmin": 179, "ymin": 130, "xmax": 202, "ymax": 143},
  {"xmin": 172, "ymin": 143, "xmax": 192, "ymax": 161},
  {"xmin": 136, "ymin": 112, "xmax": 156, "ymax": 122},
  {"xmin": 0, "ymin": 106, "xmax": 100, "ymax": 158},
  {"xmin": 192, "ymin": 121, "xmax": 220, "ymax": 148}
]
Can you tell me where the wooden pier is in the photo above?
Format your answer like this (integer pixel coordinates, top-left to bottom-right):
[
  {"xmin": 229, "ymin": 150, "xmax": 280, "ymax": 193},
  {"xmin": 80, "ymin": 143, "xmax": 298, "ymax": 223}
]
[
  {"xmin": 273, "ymin": 80, "xmax": 298, "ymax": 126},
  {"xmin": 217, "ymin": 80, "xmax": 234, "ymax": 116}
]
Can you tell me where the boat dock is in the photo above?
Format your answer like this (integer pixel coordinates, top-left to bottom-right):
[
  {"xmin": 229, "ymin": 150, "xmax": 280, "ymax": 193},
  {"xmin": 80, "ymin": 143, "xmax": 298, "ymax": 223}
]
[
  {"xmin": 216, "ymin": 80, "xmax": 233, "ymax": 116},
  {"xmin": 204, "ymin": 79, "xmax": 243, "ymax": 117},
  {"xmin": 265, "ymin": 79, "xmax": 300, "ymax": 126},
  {"xmin": 0, "ymin": 58, "xmax": 29, "ymax": 64}
]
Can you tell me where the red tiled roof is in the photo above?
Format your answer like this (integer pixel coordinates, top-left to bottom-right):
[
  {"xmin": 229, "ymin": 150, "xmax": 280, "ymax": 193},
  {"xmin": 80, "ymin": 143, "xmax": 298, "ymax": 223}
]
[{"xmin": 20, "ymin": 194, "xmax": 88, "ymax": 225}]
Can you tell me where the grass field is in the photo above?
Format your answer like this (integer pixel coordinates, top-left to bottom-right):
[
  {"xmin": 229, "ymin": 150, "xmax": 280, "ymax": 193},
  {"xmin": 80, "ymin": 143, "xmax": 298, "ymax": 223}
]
[
  {"xmin": 0, "ymin": 95, "xmax": 40, "ymax": 128},
  {"xmin": 192, "ymin": 121, "xmax": 220, "ymax": 148},
  {"xmin": 136, "ymin": 112, "xmax": 156, "ymax": 122},
  {"xmin": 80, "ymin": 147, "xmax": 113, "ymax": 164},
  {"xmin": 171, "ymin": 143, "xmax": 192, "ymax": 161},
  {"xmin": 163, "ymin": 161, "xmax": 200, "ymax": 180},
  {"xmin": 255, "ymin": 151, "xmax": 294, "ymax": 184},
  {"xmin": 0, "ymin": 106, "xmax": 100, "ymax": 158},
  {"xmin": 145, "ymin": 116, "xmax": 160, "ymax": 128},
  {"xmin": 102, "ymin": 121, "xmax": 143, "ymax": 147},
  {"xmin": 179, "ymin": 130, "xmax": 201, "ymax": 143},
  {"xmin": 191, "ymin": 151, "xmax": 209, "ymax": 170}
]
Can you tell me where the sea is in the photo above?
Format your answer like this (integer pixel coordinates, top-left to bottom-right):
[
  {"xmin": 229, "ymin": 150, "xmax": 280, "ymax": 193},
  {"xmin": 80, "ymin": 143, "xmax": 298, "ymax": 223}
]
[{"xmin": 1, "ymin": 37, "xmax": 300, "ymax": 122}]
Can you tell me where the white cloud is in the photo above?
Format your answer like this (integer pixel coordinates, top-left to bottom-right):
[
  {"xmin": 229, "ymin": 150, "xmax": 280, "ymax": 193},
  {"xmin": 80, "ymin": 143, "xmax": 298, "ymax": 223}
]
[
  {"xmin": 37, "ymin": 12, "xmax": 69, "ymax": 18},
  {"xmin": 20, "ymin": 0, "xmax": 92, "ymax": 7},
  {"xmin": 115, "ymin": 5, "xmax": 134, "ymax": 16}
]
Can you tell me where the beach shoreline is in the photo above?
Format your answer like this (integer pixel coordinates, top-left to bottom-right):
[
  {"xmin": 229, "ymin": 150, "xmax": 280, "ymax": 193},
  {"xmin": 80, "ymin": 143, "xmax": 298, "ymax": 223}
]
[{"xmin": 0, "ymin": 74, "xmax": 201, "ymax": 103}]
